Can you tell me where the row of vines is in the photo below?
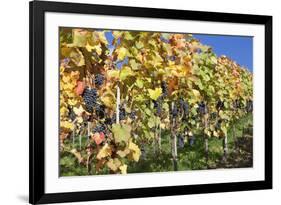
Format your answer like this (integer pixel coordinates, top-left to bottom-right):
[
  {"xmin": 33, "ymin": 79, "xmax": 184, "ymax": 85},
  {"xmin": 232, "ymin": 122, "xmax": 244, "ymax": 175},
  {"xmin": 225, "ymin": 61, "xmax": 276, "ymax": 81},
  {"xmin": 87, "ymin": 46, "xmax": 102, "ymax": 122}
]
[{"xmin": 59, "ymin": 28, "xmax": 253, "ymax": 175}]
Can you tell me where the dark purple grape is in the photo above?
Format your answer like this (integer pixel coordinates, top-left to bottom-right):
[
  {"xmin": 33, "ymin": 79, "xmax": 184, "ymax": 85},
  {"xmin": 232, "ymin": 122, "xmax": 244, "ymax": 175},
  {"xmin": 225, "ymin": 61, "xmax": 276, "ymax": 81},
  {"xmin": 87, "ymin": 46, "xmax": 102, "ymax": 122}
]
[
  {"xmin": 153, "ymin": 100, "xmax": 162, "ymax": 116},
  {"xmin": 104, "ymin": 117, "xmax": 113, "ymax": 125},
  {"xmin": 119, "ymin": 107, "xmax": 126, "ymax": 121},
  {"xmin": 93, "ymin": 124, "xmax": 106, "ymax": 133},
  {"xmin": 179, "ymin": 98, "xmax": 189, "ymax": 115},
  {"xmin": 94, "ymin": 74, "xmax": 104, "ymax": 87},
  {"xmin": 216, "ymin": 100, "xmax": 224, "ymax": 110},
  {"xmin": 189, "ymin": 135, "xmax": 195, "ymax": 146},
  {"xmin": 171, "ymin": 105, "xmax": 178, "ymax": 118},
  {"xmin": 161, "ymin": 81, "xmax": 168, "ymax": 97},
  {"xmin": 68, "ymin": 108, "xmax": 76, "ymax": 121},
  {"xmin": 215, "ymin": 119, "xmax": 222, "ymax": 129},
  {"xmin": 129, "ymin": 111, "xmax": 137, "ymax": 120},
  {"xmin": 210, "ymin": 112, "xmax": 217, "ymax": 120},
  {"xmin": 82, "ymin": 88, "xmax": 98, "ymax": 113},
  {"xmin": 246, "ymin": 100, "xmax": 253, "ymax": 112},
  {"xmin": 198, "ymin": 101, "xmax": 207, "ymax": 115},
  {"xmin": 95, "ymin": 104, "xmax": 105, "ymax": 119},
  {"xmin": 178, "ymin": 134, "xmax": 185, "ymax": 148}
]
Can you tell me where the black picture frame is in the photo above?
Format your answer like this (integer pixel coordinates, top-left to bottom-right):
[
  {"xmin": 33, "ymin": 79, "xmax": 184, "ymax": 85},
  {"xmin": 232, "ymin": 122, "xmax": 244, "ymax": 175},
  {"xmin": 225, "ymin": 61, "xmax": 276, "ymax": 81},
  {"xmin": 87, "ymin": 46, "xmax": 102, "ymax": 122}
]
[{"xmin": 29, "ymin": 1, "xmax": 272, "ymax": 204}]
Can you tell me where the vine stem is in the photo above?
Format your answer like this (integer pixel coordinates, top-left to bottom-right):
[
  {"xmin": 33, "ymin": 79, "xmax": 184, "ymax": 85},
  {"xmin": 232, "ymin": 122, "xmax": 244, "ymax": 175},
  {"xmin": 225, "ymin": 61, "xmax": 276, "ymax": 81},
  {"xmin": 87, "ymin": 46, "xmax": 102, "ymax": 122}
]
[
  {"xmin": 203, "ymin": 115, "xmax": 209, "ymax": 167},
  {"xmin": 223, "ymin": 134, "xmax": 228, "ymax": 161}
]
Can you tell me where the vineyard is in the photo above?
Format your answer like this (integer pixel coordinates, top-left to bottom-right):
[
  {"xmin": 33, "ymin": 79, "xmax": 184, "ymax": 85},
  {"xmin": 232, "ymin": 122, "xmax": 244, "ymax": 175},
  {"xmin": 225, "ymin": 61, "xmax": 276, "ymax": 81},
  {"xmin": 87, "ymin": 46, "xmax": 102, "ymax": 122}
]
[{"xmin": 59, "ymin": 28, "xmax": 253, "ymax": 176}]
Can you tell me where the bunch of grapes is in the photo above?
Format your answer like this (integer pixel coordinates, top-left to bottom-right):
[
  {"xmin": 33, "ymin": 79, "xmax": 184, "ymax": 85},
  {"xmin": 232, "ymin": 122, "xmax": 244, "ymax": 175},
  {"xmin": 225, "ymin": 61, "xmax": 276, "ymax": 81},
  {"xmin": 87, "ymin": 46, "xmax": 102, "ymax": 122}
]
[
  {"xmin": 178, "ymin": 134, "xmax": 185, "ymax": 148},
  {"xmin": 188, "ymin": 135, "xmax": 195, "ymax": 146},
  {"xmin": 104, "ymin": 117, "xmax": 114, "ymax": 125},
  {"xmin": 140, "ymin": 145, "xmax": 147, "ymax": 160},
  {"xmin": 161, "ymin": 81, "xmax": 168, "ymax": 97},
  {"xmin": 210, "ymin": 112, "xmax": 217, "ymax": 120},
  {"xmin": 119, "ymin": 107, "xmax": 126, "ymax": 121},
  {"xmin": 233, "ymin": 99, "xmax": 242, "ymax": 110},
  {"xmin": 198, "ymin": 101, "xmax": 207, "ymax": 115},
  {"xmin": 68, "ymin": 108, "xmax": 76, "ymax": 121},
  {"xmin": 82, "ymin": 88, "xmax": 98, "ymax": 113},
  {"xmin": 93, "ymin": 124, "xmax": 106, "ymax": 133},
  {"xmin": 94, "ymin": 74, "xmax": 104, "ymax": 87},
  {"xmin": 95, "ymin": 104, "xmax": 105, "ymax": 119},
  {"xmin": 215, "ymin": 119, "xmax": 222, "ymax": 129},
  {"xmin": 171, "ymin": 104, "xmax": 178, "ymax": 119},
  {"xmin": 246, "ymin": 100, "xmax": 253, "ymax": 112},
  {"xmin": 179, "ymin": 98, "xmax": 189, "ymax": 115},
  {"xmin": 153, "ymin": 100, "xmax": 162, "ymax": 116},
  {"xmin": 216, "ymin": 100, "xmax": 224, "ymax": 110},
  {"xmin": 129, "ymin": 111, "xmax": 137, "ymax": 120}
]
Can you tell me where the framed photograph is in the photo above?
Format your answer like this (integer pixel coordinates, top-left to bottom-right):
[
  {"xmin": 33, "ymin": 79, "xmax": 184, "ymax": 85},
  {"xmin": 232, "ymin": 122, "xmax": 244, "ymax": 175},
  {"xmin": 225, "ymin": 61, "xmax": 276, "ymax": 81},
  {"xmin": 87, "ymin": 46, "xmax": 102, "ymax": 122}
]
[{"xmin": 29, "ymin": 0, "xmax": 272, "ymax": 204}]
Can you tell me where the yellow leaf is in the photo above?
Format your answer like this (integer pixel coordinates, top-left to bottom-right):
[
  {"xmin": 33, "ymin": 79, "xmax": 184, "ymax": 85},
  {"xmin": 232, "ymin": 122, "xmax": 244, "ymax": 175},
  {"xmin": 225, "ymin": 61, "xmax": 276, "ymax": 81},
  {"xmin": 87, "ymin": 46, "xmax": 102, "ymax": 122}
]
[
  {"xmin": 119, "ymin": 164, "xmax": 127, "ymax": 174},
  {"xmin": 128, "ymin": 140, "xmax": 141, "ymax": 162},
  {"xmin": 107, "ymin": 158, "xmax": 121, "ymax": 172},
  {"xmin": 60, "ymin": 106, "xmax": 68, "ymax": 116},
  {"xmin": 73, "ymin": 105, "xmax": 84, "ymax": 116},
  {"xmin": 101, "ymin": 94, "xmax": 115, "ymax": 109},
  {"xmin": 192, "ymin": 89, "xmax": 201, "ymax": 98},
  {"xmin": 97, "ymin": 143, "xmax": 112, "ymax": 160},
  {"xmin": 148, "ymin": 88, "xmax": 162, "ymax": 100},
  {"xmin": 60, "ymin": 121, "xmax": 74, "ymax": 131},
  {"xmin": 120, "ymin": 66, "xmax": 134, "ymax": 81},
  {"xmin": 107, "ymin": 70, "xmax": 120, "ymax": 79},
  {"xmin": 77, "ymin": 117, "xmax": 83, "ymax": 123},
  {"xmin": 117, "ymin": 47, "xmax": 127, "ymax": 61},
  {"xmin": 117, "ymin": 148, "xmax": 130, "ymax": 158},
  {"xmin": 85, "ymin": 42, "xmax": 95, "ymax": 52}
]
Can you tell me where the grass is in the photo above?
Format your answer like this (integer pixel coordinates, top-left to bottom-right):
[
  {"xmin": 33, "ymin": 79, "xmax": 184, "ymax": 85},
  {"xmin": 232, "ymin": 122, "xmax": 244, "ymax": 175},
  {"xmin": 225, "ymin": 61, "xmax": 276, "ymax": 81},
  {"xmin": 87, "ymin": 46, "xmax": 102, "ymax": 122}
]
[{"xmin": 60, "ymin": 113, "xmax": 253, "ymax": 176}]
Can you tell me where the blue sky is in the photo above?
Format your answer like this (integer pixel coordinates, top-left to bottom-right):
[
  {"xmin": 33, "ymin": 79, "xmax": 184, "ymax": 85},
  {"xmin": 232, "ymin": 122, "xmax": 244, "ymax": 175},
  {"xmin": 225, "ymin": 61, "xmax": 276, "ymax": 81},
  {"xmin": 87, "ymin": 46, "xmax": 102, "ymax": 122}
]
[
  {"xmin": 105, "ymin": 31, "xmax": 253, "ymax": 72},
  {"xmin": 193, "ymin": 34, "xmax": 253, "ymax": 71}
]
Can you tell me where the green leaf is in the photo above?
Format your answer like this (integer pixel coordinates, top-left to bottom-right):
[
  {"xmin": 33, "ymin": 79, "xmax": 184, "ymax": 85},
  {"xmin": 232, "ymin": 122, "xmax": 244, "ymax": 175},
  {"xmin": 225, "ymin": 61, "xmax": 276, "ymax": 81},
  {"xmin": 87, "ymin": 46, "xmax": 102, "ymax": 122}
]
[
  {"xmin": 112, "ymin": 123, "xmax": 131, "ymax": 143},
  {"xmin": 148, "ymin": 88, "xmax": 162, "ymax": 100},
  {"xmin": 130, "ymin": 59, "xmax": 140, "ymax": 70},
  {"xmin": 72, "ymin": 29, "xmax": 88, "ymax": 47},
  {"xmin": 120, "ymin": 66, "xmax": 134, "ymax": 81},
  {"xmin": 116, "ymin": 47, "xmax": 127, "ymax": 61},
  {"xmin": 135, "ymin": 79, "xmax": 144, "ymax": 88}
]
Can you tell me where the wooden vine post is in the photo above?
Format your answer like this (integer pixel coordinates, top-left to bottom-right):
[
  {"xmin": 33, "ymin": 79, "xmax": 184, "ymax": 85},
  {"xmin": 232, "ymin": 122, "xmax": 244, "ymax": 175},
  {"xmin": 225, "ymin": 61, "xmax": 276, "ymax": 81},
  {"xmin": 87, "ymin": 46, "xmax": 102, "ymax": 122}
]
[
  {"xmin": 171, "ymin": 102, "xmax": 178, "ymax": 171},
  {"xmin": 203, "ymin": 113, "xmax": 209, "ymax": 167}
]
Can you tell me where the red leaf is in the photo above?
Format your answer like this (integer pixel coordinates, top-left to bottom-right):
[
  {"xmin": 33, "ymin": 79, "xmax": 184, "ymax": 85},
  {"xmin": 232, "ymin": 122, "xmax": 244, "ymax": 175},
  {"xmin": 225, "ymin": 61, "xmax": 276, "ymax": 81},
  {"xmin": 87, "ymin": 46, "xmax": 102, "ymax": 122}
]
[{"xmin": 75, "ymin": 81, "xmax": 85, "ymax": 95}]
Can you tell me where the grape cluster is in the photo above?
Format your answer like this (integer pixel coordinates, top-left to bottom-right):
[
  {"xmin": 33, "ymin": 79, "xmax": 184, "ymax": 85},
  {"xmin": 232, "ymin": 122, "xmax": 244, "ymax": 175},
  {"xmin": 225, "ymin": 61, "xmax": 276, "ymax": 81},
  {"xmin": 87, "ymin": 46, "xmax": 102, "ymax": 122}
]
[
  {"xmin": 94, "ymin": 74, "xmax": 104, "ymax": 87},
  {"xmin": 140, "ymin": 145, "xmax": 147, "ymax": 159},
  {"xmin": 104, "ymin": 117, "xmax": 114, "ymax": 125},
  {"xmin": 82, "ymin": 88, "xmax": 98, "ymax": 113},
  {"xmin": 210, "ymin": 112, "xmax": 217, "ymax": 120},
  {"xmin": 129, "ymin": 111, "xmax": 137, "ymax": 120},
  {"xmin": 95, "ymin": 104, "xmax": 105, "ymax": 119},
  {"xmin": 119, "ymin": 107, "xmax": 126, "ymax": 121},
  {"xmin": 198, "ymin": 101, "xmax": 207, "ymax": 115},
  {"xmin": 153, "ymin": 100, "xmax": 162, "ymax": 116},
  {"xmin": 189, "ymin": 135, "xmax": 195, "ymax": 146},
  {"xmin": 233, "ymin": 99, "xmax": 242, "ymax": 110},
  {"xmin": 246, "ymin": 100, "xmax": 253, "ymax": 112},
  {"xmin": 171, "ymin": 105, "xmax": 178, "ymax": 119},
  {"xmin": 161, "ymin": 81, "xmax": 168, "ymax": 97},
  {"xmin": 68, "ymin": 108, "xmax": 76, "ymax": 121},
  {"xmin": 179, "ymin": 98, "xmax": 189, "ymax": 115},
  {"xmin": 216, "ymin": 100, "xmax": 224, "ymax": 110},
  {"xmin": 215, "ymin": 119, "xmax": 222, "ymax": 129},
  {"xmin": 93, "ymin": 124, "xmax": 106, "ymax": 133},
  {"xmin": 178, "ymin": 134, "xmax": 185, "ymax": 148}
]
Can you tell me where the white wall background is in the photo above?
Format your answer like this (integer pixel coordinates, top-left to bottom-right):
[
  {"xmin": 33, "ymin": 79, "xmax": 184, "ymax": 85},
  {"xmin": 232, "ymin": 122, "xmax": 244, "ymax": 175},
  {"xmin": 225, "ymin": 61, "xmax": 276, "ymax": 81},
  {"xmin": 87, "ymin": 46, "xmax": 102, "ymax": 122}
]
[{"xmin": 0, "ymin": 0, "xmax": 279, "ymax": 204}]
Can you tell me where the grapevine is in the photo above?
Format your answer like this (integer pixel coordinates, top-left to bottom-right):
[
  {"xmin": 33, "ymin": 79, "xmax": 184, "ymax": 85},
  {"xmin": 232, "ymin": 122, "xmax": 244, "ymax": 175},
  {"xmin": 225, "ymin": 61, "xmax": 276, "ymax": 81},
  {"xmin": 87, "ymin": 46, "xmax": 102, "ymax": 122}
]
[{"xmin": 59, "ymin": 28, "xmax": 253, "ymax": 175}]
